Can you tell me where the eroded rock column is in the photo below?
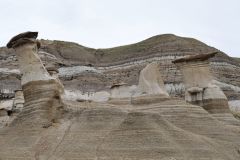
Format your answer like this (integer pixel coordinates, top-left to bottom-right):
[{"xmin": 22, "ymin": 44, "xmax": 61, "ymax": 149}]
[
  {"xmin": 131, "ymin": 62, "xmax": 169, "ymax": 104},
  {"xmin": 173, "ymin": 52, "xmax": 229, "ymax": 113},
  {"xmin": 7, "ymin": 32, "xmax": 64, "ymax": 127},
  {"xmin": 136, "ymin": 62, "xmax": 169, "ymax": 97}
]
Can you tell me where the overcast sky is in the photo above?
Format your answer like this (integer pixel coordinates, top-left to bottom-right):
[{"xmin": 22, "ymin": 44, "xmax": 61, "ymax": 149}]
[{"xmin": 0, "ymin": 0, "xmax": 239, "ymax": 57}]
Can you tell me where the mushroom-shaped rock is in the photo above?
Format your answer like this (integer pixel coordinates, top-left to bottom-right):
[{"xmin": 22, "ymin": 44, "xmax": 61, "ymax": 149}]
[
  {"xmin": 6, "ymin": 32, "xmax": 64, "ymax": 127},
  {"xmin": 7, "ymin": 31, "xmax": 40, "ymax": 49},
  {"xmin": 173, "ymin": 52, "xmax": 230, "ymax": 113}
]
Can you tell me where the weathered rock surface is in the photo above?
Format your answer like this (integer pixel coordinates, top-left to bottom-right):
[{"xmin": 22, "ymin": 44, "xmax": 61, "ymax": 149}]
[
  {"xmin": 134, "ymin": 62, "xmax": 169, "ymax": 97},
  {"xmin": 173, "ymin": 52, "xmax": 229, "ymax": 113},
  {"xmin": 6, "ymin": 32, "xmax": 64, "ymax": 127},
  {"xmin": 1, "ymin": 34, "xmax": 240, "ymax": 100},
  {"xmin": 0, "ymin": 98, "xmax": 240, "ymax": 160},
  {"xmin": 229, "ymin": 100, "xmax": 240, "ymax": 119},
  {"xmin": 0, "ymin": 100, "xmax": 13, "ymax": 128},
  {"xmin": 13, "ymin": 90, "xmax": 24, "ymax": 112},
  {"xmin": 0, "ymin": 33, "xmax": 240, "ymax": 159}
]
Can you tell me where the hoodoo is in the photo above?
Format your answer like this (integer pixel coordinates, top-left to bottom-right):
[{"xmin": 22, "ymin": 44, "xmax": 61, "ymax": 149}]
[
  {"xmin": 173, "ymin": 52, "xmax": 229, "ymax": 113},
  {"xmin": 7, "ymin": 32, "xmax": 64, "ymax": 127},
  {"xmin": 0, "ymin": 32, "xmax": 239, "ymax": 160}
]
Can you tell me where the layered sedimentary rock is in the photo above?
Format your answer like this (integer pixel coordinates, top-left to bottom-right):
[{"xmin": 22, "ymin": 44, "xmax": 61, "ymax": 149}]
[
  {"xmin": 172, "ymin": 53, "xmax": 240, "ymax": 126},
  {"xmin": 0, "ymin": 33, "xmax": 240, "ymax": 159},
  {"xmin": 134, "ymin": 62, "xmax": 169, "ymax": 97},
  {"xmin": 173, "ymin": 52, "xmax": 229, "ymax": 113},
  {"xmin": 0, "ymin": 97, "xmax": 240, "ymax": 159},
  {"xmin": 131, "ymin": 62, "xmax": 169, "ymax": 104},
  {"xmin": 229, "ymin": 100, "xmax": 240, "ymax": 119},
  {"xmin": 46, "ymin": 64, "xmax": 59, "ymax": 78},
  {"xmin": 110, "ymin": 83, "xmax": 136, "ymax": 99},
  {"xmin": 0, "ymin": 108, "xmax": 9, "ymax": 128},
  {"xmin": 1, "ymin": 34, "xmax": 240, "ymax": 101},
  {"xmin": 7, "ymin": 32, "xmax": 64, "ymax": 127},
  {"xmin": 0, "ymin": 68, "xmax": 20, "ymax": 100},
  {"xmin": 108, "ymin": 62, "xmax": 169, "ymax": 104},
  {"xmin": 13, "ymin": 90, "xmax": 24, "ymax": 112},
  {"xmin": 0, "ymin": 100, "xmax": 13, "ymax": 128}
]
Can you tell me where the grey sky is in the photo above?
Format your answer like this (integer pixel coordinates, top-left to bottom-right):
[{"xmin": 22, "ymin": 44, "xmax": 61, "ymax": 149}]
[{"xmin": 0, "ymin": 0, "xmax": 239, "ymax": 57}]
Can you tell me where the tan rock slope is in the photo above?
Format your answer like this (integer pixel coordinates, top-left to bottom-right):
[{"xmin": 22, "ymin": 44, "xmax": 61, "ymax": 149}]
[
  {"xmin": 1, "ymin": 99, "xmax": 240, "ymax": 160},
  {"xmin": 0, "ymin": 32, "xmax": 239, "ymax": 160},
  {"xmin": 1, "ymin": 34, "xmax": 240, "ymax": 100}
]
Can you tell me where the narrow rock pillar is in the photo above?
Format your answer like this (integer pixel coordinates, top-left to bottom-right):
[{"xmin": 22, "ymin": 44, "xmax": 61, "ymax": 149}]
[
  {"xmin": 7, "ymin": 32, "xmax": 64, "ymax": 127},
  {"xmin": 173, "ymin": 52, "xmax": 230, "ymax": 113},
  {"xmin": 131, "ymin": 62, "xmax": 169, "ymax": 104}
]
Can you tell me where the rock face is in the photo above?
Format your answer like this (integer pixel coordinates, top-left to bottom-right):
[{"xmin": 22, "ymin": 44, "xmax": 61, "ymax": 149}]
[
  {"xmin": 1, "ymin": 34, "xmax": 240, "ymax": 100},
  {"xmin": 109, "ymin": 62, "xmax": 169, "ymax": 104},
  {"xmin": 7, "ymin": 32, "xmax": 64, "ymax": 127},
  {"xmin": 135, "ymin": 62, "xmax": 169, "ymax": 97},
  {"xmin": 0, "ymin": 98, "xmax": 240, "ymax": 160},
  {"xmin": 13, "ymin": 90, "xmax": 24, "ymax": 112},
  {"xmin": 110, "ymin": 83, "xmax": 136, "ymax": 99},
  {"xmin": 229, "ymin": 100, "xmax": 240, "ymax": 119},
  {"xmin": 0, "ymin": 33, "xmax": 240, "ymax": 159},
  {"xmin": 11, "ymin": 33, "xmax": 54, "ymax": 85},
  {"xmin": 0, "ymin": 100, "xmax": 13, "ymax": 128},
  {"xmin": 173, "ymin": 52, "xmax": 229, "ymax": 113}
]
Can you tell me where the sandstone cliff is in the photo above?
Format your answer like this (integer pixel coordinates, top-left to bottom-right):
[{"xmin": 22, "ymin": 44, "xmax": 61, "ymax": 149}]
[
  {"xmin": 1, "ymin": 34, "xmax": 239, "ymax": 101},
  {"xmin": 0, "ymin": 33, "xmax": 240, "ymax": 159}
]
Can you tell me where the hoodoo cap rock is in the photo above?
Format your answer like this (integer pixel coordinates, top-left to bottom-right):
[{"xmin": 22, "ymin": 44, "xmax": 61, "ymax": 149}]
[
  {"xmin": 173, "ymin": 51, "xmax": 218, "ymax": 64},
  {"xmin": 7, "ymin": 31, "xmax": 40, "ymax": 49}
]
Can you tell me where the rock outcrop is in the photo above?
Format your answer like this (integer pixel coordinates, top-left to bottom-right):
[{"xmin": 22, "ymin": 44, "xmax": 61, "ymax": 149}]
[
  {"xmin": 0, "ymin": 97, "xmax": 240, "ymax": 159},
  {"xmin": 1, "ymin": 34, "xmax": 240, "ymax": 101},
  {"xmin": 0, "ymin": 33, "xmax": 240, "ymax": 160},
  {"xmin": 108, "ymin": 62, "xmax": 169, "ymax": 104},
  {"xmin": 173, "ymin": 52, "xmax": 240, "ymax": 126},
  {"xmin": 229, "ymin": 100, "xmax": 240, "ymax": 119},
  {"xmin": 173, "ymin": 52, "xmax": 229, "ymax": 113},
  {"xmin": 0, "ymin": 100, "xmax": 13, "ymax": 128},
  {"xmin": 109, "ymin": 83, "xmax": 136, "ymax": 100},
  {"xmin": 13, "ymin": 89, "xmax": 24, "ymax": 112},
  {"xmin": 7, "ymin": 32, "xmax": 64, "ymax": 127},
  {"xmin": 134, "ymin": 62, "xmax": 169, "ymax": 97}
]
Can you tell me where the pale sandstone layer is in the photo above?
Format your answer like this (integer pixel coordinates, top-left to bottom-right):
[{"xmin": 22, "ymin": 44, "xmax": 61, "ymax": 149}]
[
  {"xmin": 173, "ymin": 52, "xmax": 229, "ymax": 113},
  {"xmin": 0, "ymin": 98, "xmax": 240, "ymax": 160},
  {"xmin": 6, "ymin": 32, "xmax": 64, "ymax": 128},
  {"xmin": 173, "ymin": 53, "xmax": 239, "ymax": 126},
  {"xmin": 1, "ymin": 34, "xmax": 240, "ymax": 100},
  {"xmin": 0, "ymin": 33, "xmax": 239, "ymax": 159},
  {"xmin": 134, "ymin": 62, "xmax": 169, "ymax": 97}
]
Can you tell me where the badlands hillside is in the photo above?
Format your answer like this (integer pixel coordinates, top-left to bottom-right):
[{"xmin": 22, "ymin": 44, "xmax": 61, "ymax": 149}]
[
  {"xmin": 1, "ymin": 34, "xmax": 240, "ymax": 100},
  {"xmin": 0, "ymin": 32, "xmax": 240, "ymax": 160}
]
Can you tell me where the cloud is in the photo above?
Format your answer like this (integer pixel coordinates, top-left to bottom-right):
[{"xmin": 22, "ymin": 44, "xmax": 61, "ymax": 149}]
[{"xmin": 0, "ymin": 0, "xmax": 239, "ymax": 57}]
